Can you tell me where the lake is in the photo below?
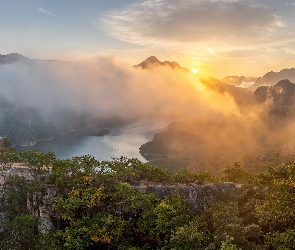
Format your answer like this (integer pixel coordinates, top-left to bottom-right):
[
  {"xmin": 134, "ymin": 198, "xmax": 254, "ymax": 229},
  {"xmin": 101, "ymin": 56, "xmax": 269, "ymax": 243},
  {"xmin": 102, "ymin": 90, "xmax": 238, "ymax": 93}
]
[{"xmin": 15, "ymin": 118, "xmax": 172, "ymax": 162}]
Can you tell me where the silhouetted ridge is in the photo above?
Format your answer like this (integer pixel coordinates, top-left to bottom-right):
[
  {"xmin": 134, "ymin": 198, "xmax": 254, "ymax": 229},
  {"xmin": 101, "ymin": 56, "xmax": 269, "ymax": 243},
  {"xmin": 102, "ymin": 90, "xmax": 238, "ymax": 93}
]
[
  {"xmin": 0, "ymin": 53, "xmax": 32, "ymax": 64},
  {"xmin": 251, "ymin": 68, "xmax": 295, "ymax": 90},
  {"xmin": 221, "ymin": 76, "xmax": 258, "ymax": 87},
  {"xmin": 254, "ymin": 79, "xmax": 295, "ymax": 117},
  {"xmin": 135, "ymin": 56, "xmax": 181, "ymax": 69}
]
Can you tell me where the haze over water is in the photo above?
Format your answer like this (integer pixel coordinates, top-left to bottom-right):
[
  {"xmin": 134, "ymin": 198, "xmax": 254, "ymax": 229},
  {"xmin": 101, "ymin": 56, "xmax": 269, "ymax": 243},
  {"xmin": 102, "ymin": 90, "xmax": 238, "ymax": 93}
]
[{"xmin": 15, "ymin": 118, "xmax": 170, "ymax": 162}]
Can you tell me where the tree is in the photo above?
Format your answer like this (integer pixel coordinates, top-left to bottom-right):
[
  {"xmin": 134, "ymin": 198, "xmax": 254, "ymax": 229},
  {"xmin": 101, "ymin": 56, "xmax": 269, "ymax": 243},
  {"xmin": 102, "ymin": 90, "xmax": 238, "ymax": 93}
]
[
  {"xmin": 138, "ymin": 195, "xmax": 191, "ymax": 248},
  {"xmin": 200, "ymin": 201, "xmax": 261, "ymax": 249},
  {"xmin": 0, "ymin": 138, "xmax": 20, "ymax": 170},
  {"xmin": 169, "ymin": 221, "xmax": 212, "ymax": 249},
  {"xmin": 264, "ymin": 229, "xmax": 295, "ymax": 250},
  {"xmin": 20, "ymin": 149, "xmax": 56, "ymax": 174},
  {"xmin": 0, "ymin": 176, "xmax": 39, "ymax": 250},
  {"xmin": 222, "ymin": 162, "xmax": 253, "ymax": 184},
  {"xmin": 220, "ymin": 236, "xmax": 242, "ymax": 250},
  {"xmin": 254, "ymin": 163, "xmax": 295, "ymax": 233}
]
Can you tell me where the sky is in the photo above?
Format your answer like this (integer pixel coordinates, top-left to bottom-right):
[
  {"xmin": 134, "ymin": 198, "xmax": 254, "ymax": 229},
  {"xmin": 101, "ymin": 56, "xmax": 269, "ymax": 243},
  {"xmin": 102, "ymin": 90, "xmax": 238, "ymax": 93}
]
[{"xmin": 1, "ymin": 0, "xmax": 295, "ymax": 78}]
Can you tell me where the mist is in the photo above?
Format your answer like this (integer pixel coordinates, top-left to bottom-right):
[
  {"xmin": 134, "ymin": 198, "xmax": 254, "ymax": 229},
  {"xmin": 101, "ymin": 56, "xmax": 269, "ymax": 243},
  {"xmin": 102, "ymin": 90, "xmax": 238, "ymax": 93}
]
[
  {"xmin": 1, "ymin": 55, "xmax": 294, "ymax": 164},
  {"xmin": 0, "ymin": 57, "xmax": 239, "ymax": 124}
]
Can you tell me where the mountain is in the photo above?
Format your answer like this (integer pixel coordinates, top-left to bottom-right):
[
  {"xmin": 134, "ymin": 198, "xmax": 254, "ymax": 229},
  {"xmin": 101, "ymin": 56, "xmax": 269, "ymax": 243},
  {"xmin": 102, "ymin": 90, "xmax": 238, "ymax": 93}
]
[
  {"xmin": 254, "ymin": 79, "xmax": 295, "ymax": 117},
  {"xmin": 221, "ymin": 76, "xmax": 258, "ymax": 88},
  {"xmin": 0, "ymin": 53, "xmax": 32, "ymax": 64},
  {"xmin": 0, "ymin": 97, "xmax": 57, "ymax": 145},
  {"xmin": 140, "ymin": 79, "xmax": 295, "ymax": 171},
  {"xmin": 135, "ymin": 56, "xmax": 187, "ymax": 70},
  {"xmin": 139, "ymin": 116, "xmax": 270, "ymax": 172},
  {"xmin": 250, "ymin": 68, "xmax": 295, "ymax": 91},
  {"xmin": 201, "ymin": 76, "xmax": 254, "ymax": 107},
  {"xmin": 137, "ymin": 56, "xmax": 254, "ymax": 107},
  {"xmin": 0, "ymin": 53, "xmax": 119, "ymax": 145}
]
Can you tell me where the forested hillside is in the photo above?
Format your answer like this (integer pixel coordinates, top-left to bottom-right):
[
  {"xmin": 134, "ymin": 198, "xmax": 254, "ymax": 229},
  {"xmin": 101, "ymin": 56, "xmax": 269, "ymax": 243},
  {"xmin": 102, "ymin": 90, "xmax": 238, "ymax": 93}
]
[{"xmin": 1, "ymin": 141, "xmax": 295, "ymax": 249}]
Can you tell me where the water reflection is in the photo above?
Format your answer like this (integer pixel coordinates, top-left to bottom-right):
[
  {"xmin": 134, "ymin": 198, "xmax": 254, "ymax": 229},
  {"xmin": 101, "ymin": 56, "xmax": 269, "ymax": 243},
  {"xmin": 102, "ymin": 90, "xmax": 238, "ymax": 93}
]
[{"xmin": 15, "ymin": 118, "xmax": 171, "ymax": 162}]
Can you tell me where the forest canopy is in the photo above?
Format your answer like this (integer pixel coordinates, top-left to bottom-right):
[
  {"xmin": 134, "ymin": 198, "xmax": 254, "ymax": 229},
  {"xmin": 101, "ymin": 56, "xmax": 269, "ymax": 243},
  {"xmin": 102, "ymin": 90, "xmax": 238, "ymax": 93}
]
[{"xmin": 1, "ymin": 141, "xmax": 295, "ymax": 249}]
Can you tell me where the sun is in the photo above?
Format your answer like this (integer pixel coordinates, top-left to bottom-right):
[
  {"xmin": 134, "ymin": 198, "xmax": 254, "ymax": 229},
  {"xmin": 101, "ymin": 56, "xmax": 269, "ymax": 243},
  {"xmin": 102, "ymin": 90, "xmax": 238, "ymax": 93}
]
[{"xmin": 192, "ymin": 68, "xmax": 199, "ymax": 74}]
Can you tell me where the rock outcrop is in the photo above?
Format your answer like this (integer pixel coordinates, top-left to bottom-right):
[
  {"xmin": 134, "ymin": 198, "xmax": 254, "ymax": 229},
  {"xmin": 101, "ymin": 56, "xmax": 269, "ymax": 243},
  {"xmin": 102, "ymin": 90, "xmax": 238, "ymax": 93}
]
[
  {"xmin": 0, "ymin": 168, "xmax": 57, "ymax": 233},
  {"xmin": 142, "ymin": 182, "xmax": 237, "ymax": 214},
  {"xmin": 0, "ymin": 168, "xmax": 238, "ymax": 233},
  {"xmin": 254, "ymin": 79, "xmax": 295, "ymax": 117}
]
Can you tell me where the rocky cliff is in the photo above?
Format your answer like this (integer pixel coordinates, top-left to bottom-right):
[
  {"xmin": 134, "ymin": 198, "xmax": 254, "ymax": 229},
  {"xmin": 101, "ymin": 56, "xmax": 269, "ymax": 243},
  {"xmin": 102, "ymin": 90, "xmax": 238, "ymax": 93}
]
[
  {"xmin": 0, "ymin": 168, "xmax": 238, "ymax": 233},
  {"xmin": 0, "ymin": 168, "xmax": 57, "ymax": 233},
  {"xmin": 254, "ymin": 79, "xmax": 295, "ymax": 117},
  {"xmin": 141, "ymin": 182, "xmax": 237, "ymax": 214}
]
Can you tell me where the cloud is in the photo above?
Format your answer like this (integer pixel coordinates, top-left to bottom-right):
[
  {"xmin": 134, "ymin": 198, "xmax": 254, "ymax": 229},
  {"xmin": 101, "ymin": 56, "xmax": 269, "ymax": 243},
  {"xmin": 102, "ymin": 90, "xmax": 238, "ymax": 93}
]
[
  {"xmin": 100, "ymin": 0, "xmax": 287, "ymax": 50},
  {"xmin": 2, "ymin": 56, "xmax": 295, "ymax": 163},
  {"xmin": 38, "ymin": 7, "xmax": 57, "ymax": 17},
  {"xmin": 0, "ymin": 57, "xmax": 239, "ymax": 125}
]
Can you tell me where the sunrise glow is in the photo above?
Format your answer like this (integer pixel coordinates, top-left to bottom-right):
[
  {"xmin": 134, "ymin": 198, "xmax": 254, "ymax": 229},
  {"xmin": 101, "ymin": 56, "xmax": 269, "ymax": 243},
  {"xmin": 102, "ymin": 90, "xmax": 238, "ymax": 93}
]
[{"xmin": 192, "ymin": 69, "xmax": 199, "ymax": 74}]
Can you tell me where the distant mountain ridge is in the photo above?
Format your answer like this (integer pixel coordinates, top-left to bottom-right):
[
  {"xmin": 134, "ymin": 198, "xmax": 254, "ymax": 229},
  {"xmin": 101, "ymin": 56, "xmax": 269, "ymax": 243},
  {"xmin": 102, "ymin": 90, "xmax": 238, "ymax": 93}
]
[
  {"xmin": 135, "ymin": 56, "xmax": 188, "ymax": 71},
  {"xmin": 140, "ymin": 79, "xmax": 295, "ymax": 169},
  {"xmin": 254, "ymin": 79, "xmax": 295, "ymax": 117},
  {"xmin": 221, "ymin": 76, "xmax": 258, "ymax": 87},
  {"xmin": 250, "ymin": 68, "xmax": 295, "ymax": 90},
  {"xmin": 137, "ymin": 56, "xmax": 254, "ymax": 106},
  {"xmin": 0, "ymin": 53, "xmax": 32, "ymax": 64}
]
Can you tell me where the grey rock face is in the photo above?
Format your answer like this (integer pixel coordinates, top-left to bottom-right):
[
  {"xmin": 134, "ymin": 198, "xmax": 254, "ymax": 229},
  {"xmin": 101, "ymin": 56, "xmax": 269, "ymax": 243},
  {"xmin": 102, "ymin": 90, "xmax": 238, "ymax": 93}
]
[
  {"xmin": 0, "ymin": 169, "xmax": 238, "ymax": 233},
  {"xmin": 142, "ymin": 182, "xmax": 237, "ymax": 214},
  {"xmin": 0, "ymin": 169, "xmax": 57, "ymax": 233}
]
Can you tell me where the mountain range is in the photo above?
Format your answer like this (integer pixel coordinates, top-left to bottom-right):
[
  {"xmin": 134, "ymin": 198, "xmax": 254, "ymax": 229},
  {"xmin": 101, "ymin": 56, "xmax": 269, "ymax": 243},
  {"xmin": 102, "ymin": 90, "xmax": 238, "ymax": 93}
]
[
  {"xmin": 220, "ymin": 68, "xmax": 295, "ymax": 91},
  {"xmin": 137, "ymin": 56, "xmax": 295, "ymax": 169},
  {"xmin": 1, "ymin": 53, "xmax": 295, "ymax": 147},
  {"xmin": 136, "ymin": 56, "xmax": 254, "ymax": 106},
  {"xmin": 221, "ymin": 76, "xmax": 258, "ymax": 88},
  {"xmin": 137, "ymin": 56, "xmax": 295, "ymax": 92},
  {"xmin": 250, "ymin": 68, "xmax": 295, "ymax": 90}
]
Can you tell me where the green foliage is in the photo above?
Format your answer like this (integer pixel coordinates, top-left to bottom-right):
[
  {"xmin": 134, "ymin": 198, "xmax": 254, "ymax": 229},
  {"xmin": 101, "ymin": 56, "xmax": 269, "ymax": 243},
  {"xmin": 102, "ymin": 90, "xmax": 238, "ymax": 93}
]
[
  {"xmin": 254, "ymin": 180, "xmax": 295, "ymax": 232},
  {"xmin": 199, "ymin": 200, "xmax": 261, "ymax": 249},
  {"xmin": 173, "ymin": 168, "xmax": 198, "ymax": 183},
  {"xmin": 220, "ymin": 236, "xmax": 242, "ymax": 250},
  {"xmin": 20, "ymin": 149, "xmax": 56, "ymax": 174},
  {"xmin": 8, "ymin": 214, "xmax": 39, "ymax": 241},
  {"xmin": 3, "ymin": 149, "xmax": 295, "ymax": 249},
  {"xmin": 107, "ymin": 157, "xmax": 172, "ymax": 184},
  {"xmin": 194, "ymin": 171, "xmax": 219, "ymax": 184},
  {"xmin": 171, "ymin": 168, "xmax": 219, "ymax": 184},
  {"xmin": 138, "ymin": 195, "xmax": 191, "ymax": 247},
  {"xmin": 51, "ymin": 176, "xmax": 105, "ymax": 222},
  {"xmin": 0, "ymin": 138, "xmax": 20, "ymax": 169},
  {"xmin": 2, "ymin": 137, "xmax": 14, "ymax": 148},
  {"xmin": 107, "ymin": 182, "xmax": 156, "ymax": 214},
  {"xmin": 0, "ymin": 173, "xmax": 49, "ymax": 250},
  {"xmin": 3, "ymin": 176, "xmax": 28, "ymax": 220},
  {"xmin": 26, "ymin": 179, "xmax": 46, "ymax": 194},
  {"xmin": 50, "ymin": 162, "xmax": 158, "ymax": 249},
  {"xmin": 0, "ymin": 214, "xmax": 39, "ymax": 250},
  {"xmin": 241, "ymin": 152, "xmax": 295, "ymax": 173},
  {"xmin": 169, "ymin": 221, "xmax": 213, "ymax": 249},
  {"xmin": 264, "ymin": 229, "xmax": 295, "ymax": 249},
  {"xmin": 253, "ymin": 163, "xmax": 295, "ymax": 235},
  {"xmin": 222, "ymin": 162, "xmax": 254, "ymax": 183}
]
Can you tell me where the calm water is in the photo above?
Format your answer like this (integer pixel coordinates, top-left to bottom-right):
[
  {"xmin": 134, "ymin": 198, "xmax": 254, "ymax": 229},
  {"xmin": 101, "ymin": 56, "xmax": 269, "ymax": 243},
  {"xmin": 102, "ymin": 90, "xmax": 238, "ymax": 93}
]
[{"xmin": 15, "ymin": 118, "xmax": 172, "ymax": 162}]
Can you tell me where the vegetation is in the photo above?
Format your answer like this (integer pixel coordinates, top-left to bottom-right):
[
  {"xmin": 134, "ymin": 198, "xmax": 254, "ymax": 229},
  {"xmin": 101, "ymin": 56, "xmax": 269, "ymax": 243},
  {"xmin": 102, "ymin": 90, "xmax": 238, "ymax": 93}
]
[{"xmin": 1, "ymin": 140, "xmax": 295, "ymax": 249}]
